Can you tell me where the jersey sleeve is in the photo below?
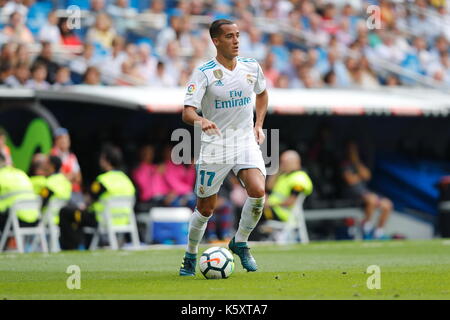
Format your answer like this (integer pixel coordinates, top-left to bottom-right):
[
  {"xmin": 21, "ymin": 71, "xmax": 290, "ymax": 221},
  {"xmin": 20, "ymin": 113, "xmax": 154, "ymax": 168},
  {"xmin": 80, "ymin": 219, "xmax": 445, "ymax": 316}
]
[
  {"xmin": 254, "ymin": 63, "xmax": 267, "ymax": 94},
  {"xmin": 184, "ymin": 68, "xmax": 208, "ymax": 109}
]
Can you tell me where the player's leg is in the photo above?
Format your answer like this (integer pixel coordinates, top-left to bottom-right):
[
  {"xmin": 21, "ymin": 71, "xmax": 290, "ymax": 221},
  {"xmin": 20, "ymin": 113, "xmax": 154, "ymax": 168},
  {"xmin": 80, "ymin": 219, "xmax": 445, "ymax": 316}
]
[
  {"xmin": 180, "ymin": 194, "xmax": 218, "ymax": 276},
  {"xmin": 179, "ymin": 163, "xmax": 230, "ymax": 276},
  {"xmin": 229, "ymin": 168, "xmax": 265, "ymax": 272}
]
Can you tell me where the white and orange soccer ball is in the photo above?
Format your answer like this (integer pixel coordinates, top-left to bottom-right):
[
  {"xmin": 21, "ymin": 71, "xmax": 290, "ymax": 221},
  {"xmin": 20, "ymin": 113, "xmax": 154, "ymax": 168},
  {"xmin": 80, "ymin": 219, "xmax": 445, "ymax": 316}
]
[{"xmin": 199, "ymin": 247, "xmax": 235, "ymax": 279}]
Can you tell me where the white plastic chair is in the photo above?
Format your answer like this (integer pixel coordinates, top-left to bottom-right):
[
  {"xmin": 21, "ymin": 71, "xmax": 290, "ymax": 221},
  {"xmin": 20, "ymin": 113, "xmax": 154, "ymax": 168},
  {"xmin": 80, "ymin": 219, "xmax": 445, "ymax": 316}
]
[
  {"xmin": 89, "ymin": 196, "xmax": 140, "ymax": 250},
  {"xmin": 260, "ymin": 194, "xmax": 309, "ymax": 244},
  {"xmin": 0, "ymin": 197, "xmax": 48, "ymax": 253},
  {"xmin": 41, "ymin": 198, "xmax": 69, "ymax": 253}
]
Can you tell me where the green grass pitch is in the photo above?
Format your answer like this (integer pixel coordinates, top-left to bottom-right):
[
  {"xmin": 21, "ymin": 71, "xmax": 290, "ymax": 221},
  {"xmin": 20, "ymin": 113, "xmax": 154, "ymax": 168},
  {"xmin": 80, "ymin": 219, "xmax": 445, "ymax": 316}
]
[{"xmin": 1, "ymin": 239, "xmax": 449, "ymax": 300}]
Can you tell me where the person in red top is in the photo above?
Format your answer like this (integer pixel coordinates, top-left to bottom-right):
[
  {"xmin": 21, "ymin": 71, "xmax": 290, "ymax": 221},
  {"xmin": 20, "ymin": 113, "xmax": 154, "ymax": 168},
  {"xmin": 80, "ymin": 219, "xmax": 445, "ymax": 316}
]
[
  {"xmin": 58, "ymin": 17, "xmax": 83, "ymax": 47},
  {"xmin": 0, "ymin": 128, "xmax": 13, "ymax": 166},
  {"xmin": 51, "ymin": 128, "xmax": 83, "ymax": 203}
]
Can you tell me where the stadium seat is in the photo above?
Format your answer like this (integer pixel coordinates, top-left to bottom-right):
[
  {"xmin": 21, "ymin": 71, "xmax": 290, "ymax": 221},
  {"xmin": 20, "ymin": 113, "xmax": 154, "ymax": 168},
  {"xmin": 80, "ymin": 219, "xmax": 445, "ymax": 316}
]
[
  {"xmin": 147, "ymin": 207, "xmax": 190, "ymax": 244},
  {"xmin": 0, "ymin": 198, "xmax": 48, "ymax": 253},
  {"xmin": 259, "ymin": 195, "xmax": 309, "ymax": 244},
  {"xmin": 65, "ymin": 0, "xmax": 90, "ymax": 10},
  {"xmin": 89, "ymin": 196, "xmax": 140, "ymax": 250},
  {"xmin": 26, "ymin": 1, "xmax": 53, "ymax": 36}
]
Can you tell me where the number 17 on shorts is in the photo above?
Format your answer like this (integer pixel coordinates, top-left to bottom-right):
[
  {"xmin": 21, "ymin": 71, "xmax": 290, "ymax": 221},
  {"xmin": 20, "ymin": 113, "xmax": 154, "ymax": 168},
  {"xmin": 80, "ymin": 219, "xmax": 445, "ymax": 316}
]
[{"xmin": 195, "ymin": 163, "xmax": 232, "ymax": 198}]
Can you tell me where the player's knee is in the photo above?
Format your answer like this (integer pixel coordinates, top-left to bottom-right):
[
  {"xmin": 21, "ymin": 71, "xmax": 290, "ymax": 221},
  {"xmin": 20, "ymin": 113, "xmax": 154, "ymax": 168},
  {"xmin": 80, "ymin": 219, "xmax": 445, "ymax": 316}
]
[
  {"xmin": 247, "ymin": 185, "xmax": 265, "ymax": 199},
  {"xmin": 197, "ymin": 206, "xmax": 214, "ymax": 217}
]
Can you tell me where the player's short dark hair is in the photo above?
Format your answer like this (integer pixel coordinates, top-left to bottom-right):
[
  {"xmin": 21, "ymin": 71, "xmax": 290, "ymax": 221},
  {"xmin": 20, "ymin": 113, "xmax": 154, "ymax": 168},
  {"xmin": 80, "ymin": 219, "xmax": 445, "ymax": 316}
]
[
  {"xmin": 209, "ymin": 19, "xmax": 235, "ymax": 39},
  {"xmin": 101, "ymin": 144, "xmax": 123, "ymax": 168},
  {"xmin": 49, "ymin": 155, "xmax": 62, "ymax": 173}
]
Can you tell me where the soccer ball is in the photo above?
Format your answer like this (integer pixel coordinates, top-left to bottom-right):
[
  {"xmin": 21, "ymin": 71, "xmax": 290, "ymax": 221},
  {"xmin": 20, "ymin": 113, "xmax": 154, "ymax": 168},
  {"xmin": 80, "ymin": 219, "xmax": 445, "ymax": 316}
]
[{"xmin": 199, "ymin": 247, "xmax": 235, "ymax": 279}]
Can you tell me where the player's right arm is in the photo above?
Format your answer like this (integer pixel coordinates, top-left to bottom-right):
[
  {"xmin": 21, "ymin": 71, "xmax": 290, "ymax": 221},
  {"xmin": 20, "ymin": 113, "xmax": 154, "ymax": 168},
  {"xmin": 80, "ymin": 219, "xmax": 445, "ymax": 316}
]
[
  {"xmin": 182, "ymin": 68, "xmax": 221, "ymax": 136},
  {"xmin": 182, "ymin": 107, "xmax": 221, "ymax": 136}
]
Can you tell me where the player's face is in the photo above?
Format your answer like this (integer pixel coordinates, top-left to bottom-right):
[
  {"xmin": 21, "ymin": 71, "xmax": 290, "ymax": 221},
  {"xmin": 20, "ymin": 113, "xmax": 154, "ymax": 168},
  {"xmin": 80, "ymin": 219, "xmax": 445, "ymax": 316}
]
[{"xmin": 214, "ymin": 24, "xmax": 240, "ymax": 59}]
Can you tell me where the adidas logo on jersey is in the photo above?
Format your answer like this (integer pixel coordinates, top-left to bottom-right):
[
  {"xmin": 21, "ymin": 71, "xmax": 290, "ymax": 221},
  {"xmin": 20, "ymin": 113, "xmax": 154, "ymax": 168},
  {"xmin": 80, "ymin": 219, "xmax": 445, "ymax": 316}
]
[{"xmin": 214, "ymin": 80, "xmax": 224, "ymax": 86}]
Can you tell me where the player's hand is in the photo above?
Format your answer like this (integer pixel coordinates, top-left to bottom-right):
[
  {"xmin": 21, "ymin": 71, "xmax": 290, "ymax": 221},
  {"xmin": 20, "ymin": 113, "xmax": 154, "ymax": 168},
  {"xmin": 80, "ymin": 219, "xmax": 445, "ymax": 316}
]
[
  {"xmin": 254, "ymin": 126, "xmax": 265, "ymax": 145},
  {"xmin": 201, "ymin": 119, "xmax": 222, "ymax": 136}
]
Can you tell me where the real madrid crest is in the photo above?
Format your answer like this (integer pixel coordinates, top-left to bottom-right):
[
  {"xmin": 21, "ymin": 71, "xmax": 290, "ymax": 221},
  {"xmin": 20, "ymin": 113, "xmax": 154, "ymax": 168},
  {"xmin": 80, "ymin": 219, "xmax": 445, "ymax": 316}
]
[
  {"xmin": 246, "ymin": 74, "xmax": 254, "ymax": 85},
  {"xmin": 213, "ymin": 69, "xmax": 223, "ymax": 79},
  {"xmin": 199, "ymin": 186, "xmax": 205, "ymax": 195}
]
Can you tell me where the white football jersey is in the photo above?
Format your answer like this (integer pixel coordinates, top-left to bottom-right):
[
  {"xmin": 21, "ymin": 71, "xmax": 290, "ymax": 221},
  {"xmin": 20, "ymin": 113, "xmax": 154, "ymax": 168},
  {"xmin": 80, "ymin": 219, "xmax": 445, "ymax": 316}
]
[{"xmin": 184, "ymin": 56, "xmax": 266, "ymax": 154}]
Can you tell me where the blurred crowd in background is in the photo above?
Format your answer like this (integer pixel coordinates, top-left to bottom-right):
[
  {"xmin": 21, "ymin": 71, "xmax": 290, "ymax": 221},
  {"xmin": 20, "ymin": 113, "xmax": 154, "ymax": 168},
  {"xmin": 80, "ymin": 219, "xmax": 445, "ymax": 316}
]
[{"xmin": 0, "ymin": 0, "xmax": 450, "ymax": 89}]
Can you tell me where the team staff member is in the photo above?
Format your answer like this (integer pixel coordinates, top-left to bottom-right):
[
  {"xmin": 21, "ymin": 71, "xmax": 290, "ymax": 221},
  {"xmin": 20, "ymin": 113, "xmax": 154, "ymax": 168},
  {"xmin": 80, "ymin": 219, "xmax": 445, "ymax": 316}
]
[
  {"xmin": 0, "ymin": 152, "xmax": 40, "ymax": 231},
  {"xmin": 0, "ymin": 129, "xmax": 13, "ymax": 166},
  {"xmin": 263, "ymin": 150, "xmax": 313, "ymax": 223},
  {"xmin": 51, "ymin": 127, "xmax": 83, "ymax": 205},
  {"xmin": 38, "ymin": 156, "xmax": 72, "ymax": 224},
  {"xmin": 180, "ymin": 19, "xmax": 269, "ymax": 276},
  {"xmin": 59, "ymin": 145, "xmax": 136, "ymax": 249}
]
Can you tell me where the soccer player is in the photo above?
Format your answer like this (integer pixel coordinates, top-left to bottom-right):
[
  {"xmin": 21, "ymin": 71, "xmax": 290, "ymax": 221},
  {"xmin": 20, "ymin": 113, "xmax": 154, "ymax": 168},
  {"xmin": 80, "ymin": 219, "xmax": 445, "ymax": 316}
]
[{"xmin": 179, "ymin": 19, "xmax": 269, "ymax": 276}]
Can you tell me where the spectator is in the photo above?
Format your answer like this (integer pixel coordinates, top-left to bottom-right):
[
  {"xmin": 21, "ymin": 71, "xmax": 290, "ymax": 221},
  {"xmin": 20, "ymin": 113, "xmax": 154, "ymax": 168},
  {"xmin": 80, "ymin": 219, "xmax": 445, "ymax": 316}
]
[
  {"xmin": 320, "ymin": 3, "xmax": 339, "ymax": 36},
  {"xmin": 70, "ymin": 43, "xmax": 97, "ymax": 76},
  {"xmin": 25, "ymin": 62, "xmax": 50, "ymax": 89},
  {"xmin": 267, "ymin": 32, "xmax": 290, "ymax": 72},
  {"xmin": 373, "ymin": 33, "xmax": 406, "ymax": 64},
  {"xmin": 303, "ymin": 13, "xmax": 330, "ymax": 48},
  {"xmin": 33, "ymin": 41, "xmax": 60, "ymax": 84},
  {"xmin": 136, "ymin": 42, "xmax": 157, "ymax": 84},
  {"xmin": 384, "ymin": 73, "xmax": 401, "ymax": 86},
  {"xmin": 155, "ymin": 14, "xmax": 194, "ymax": 57},
  {"xmin": 149, "ymin": 61, "xmax": 177, "ymax": 87},
  {"xmin": 86, "ymin": 12, "xmax": 116, "ymax": 50},
  {"xmin": 323, "ymin": 69, "xmax": 338, "ymax": 87},
  {"xmin": 1, "ymin": 11, "xmax": 34, "ymax": 44},
  {"xmin": 0, "ymin": 128, "xmax": 12, "ymax": 166},
  {"xmin": 0, "ymin": 61, "xmax": 13, "ymax": 85},
  {"xmin": 239, "ymin": 26, "xmax": 267, "ymax": 61},
  {"xmin": 85, "ymin": 0, "xmax": 106, "ymax": 27},
  {"xmin": 117, "ymin": 58, "xmax": 147, "ymax": 86},
  {"xmin": 159, "ymin": 40, "xmax": 183, "ymax": 81},
  {"xmin": 132, "ymin": 144, "xmax": 171, "ymax": 211},
  {"xmin": 58, "ymin": 17, "xmax": 83, "ymax": 47},
  {"xmin": 38, "ymin": 10, "xmax": 60, "ymax": 44},
  {"xmin": 106, "ymin": 0, "xmax": 138, "ymax": 36},
  {"xmin": 82, "ymin": 66, "xmax": 102, "ymax": 85},
  {"xmin": 341, "ymin": 140, "xmax": 392, "ymax": 240},
  {"xmin": 0, "ymin": 42, "xmax": 15, "ymax": 65},
  {"xmin": 5, "ymin": 61, "xmax": 30, "ymax": 87},
  {"xmin": 98, "ymin": 35, "xmax": 127, "ymax": 83},
  {"xmin": 144, "ymin": 0, "xmax": 167, "ymax": 29},
  {"xmin": 162, "ymin": 145, "xmax": 196, "ymax": 206},
  {"xmin": 53, "ymin": 66, "xmax": 73, "ymax": 88},
  {"xmin": 2, "ymin": 0, "xmax": 28, "ymax": 20},
  {"xmin": 14, "ymin": 43, "xmax": 31, "ymax": 66},
  {"xmin": 261, "ymin": 52, "xmax": 280, "ymax": 88},
  {"xmin": 51, "ymin": 127, "xmax": 83, "ymax": 205}
]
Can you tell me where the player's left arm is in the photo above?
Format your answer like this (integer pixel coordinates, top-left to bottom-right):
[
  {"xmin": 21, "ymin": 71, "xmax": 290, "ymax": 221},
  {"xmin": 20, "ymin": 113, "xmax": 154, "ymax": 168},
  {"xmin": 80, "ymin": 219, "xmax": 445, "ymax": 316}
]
[
  {"xmin": 254, "ymin": 89, "xmax": 268, "ymax": 145},
  {"xmin": 254, "ymin": 62, "xmax": 268, "ymax": 145}
]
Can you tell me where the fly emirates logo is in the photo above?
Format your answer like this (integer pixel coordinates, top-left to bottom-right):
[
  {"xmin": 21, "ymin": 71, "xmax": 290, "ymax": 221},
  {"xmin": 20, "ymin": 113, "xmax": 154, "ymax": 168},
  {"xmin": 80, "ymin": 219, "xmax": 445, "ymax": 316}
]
[{"xmin": 215, "ymin": 90, "xmax": 251, "ymax": 109}]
